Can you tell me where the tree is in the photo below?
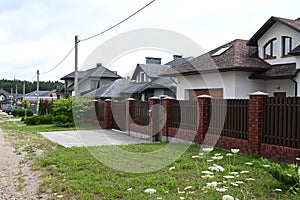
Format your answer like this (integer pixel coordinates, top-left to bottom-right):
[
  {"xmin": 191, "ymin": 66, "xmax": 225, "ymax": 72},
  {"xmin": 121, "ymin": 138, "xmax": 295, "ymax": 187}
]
[
  {"xmin": 22, "ymin": 99, "xmax": 30, "ymax": 119},
  {"xmin": 38, "ymin": 98, "xmax": 45, "ymax": 116}
]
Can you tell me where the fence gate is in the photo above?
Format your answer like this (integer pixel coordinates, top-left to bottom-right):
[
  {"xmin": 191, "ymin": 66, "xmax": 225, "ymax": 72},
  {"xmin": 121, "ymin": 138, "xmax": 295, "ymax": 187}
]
[{"xmin": 111, "ymin": 102, "xmax": 126, "ymax": 131}]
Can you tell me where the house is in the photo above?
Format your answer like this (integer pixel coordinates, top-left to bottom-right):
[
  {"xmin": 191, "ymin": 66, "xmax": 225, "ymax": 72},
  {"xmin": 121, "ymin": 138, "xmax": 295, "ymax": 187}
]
[
  {"xmin": 0, "ymin": 89, "xmax": 12, "ymax": 109},
  {"xmin": 61, "ymin": 63, "xmax": 121, "ymax": 96},
  {"xmin": 162, "ymin": 16, "xmax": 300, "ymax": 100},
  {"xmin": 82, "ymin": 79, "xmax": 134, "ymax": 101}
]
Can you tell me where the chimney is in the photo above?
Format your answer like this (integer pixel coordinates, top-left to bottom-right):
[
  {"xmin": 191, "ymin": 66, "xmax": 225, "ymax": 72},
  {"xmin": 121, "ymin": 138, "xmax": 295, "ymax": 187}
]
[
  {"xmin": 97, "ymin": 63, "xmax": 102, "ymax": 68},
  {"xmin": 145, "ymin": 57, "xmax": 161, "ymax": 64},
  {"xmin": 173, "ymin": 55, "xmax": 182, "ymax": 60}
]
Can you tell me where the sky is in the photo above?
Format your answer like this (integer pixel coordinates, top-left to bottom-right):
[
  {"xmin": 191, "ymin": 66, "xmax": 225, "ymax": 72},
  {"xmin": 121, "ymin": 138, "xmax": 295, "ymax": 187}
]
[{"xmin": 0, "ymin": 0, "xmax": 299, "ymax": 82}]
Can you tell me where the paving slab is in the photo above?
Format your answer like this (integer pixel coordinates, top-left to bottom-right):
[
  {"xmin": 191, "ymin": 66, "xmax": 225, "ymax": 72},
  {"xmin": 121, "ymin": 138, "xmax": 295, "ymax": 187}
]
[{"xmin": 39, "ymin": 129, "xmax": 152, "ymax": 147}]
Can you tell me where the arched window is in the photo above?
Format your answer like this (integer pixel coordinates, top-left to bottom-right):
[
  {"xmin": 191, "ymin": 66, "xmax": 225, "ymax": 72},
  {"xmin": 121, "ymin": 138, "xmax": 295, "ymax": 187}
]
[
  {"xmin": 282, "ymin": 36, "xmax": 292, "ymax": 57},
  {"xmin": 264, "ymin": 38, "xmax": 277, "ymax": 59}
]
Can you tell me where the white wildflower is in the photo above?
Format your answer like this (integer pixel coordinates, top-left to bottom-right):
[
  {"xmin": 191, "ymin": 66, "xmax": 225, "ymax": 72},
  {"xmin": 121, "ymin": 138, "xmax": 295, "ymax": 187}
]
[
  {"xmin": 226, "ymin": 153, "xmax": 233, "ymax": 157},
  {"xmin": 246, "ymin": 178, "xmax": 255, "ymax": 181},
  {"xmin": 202, "ymin": 170, "xmax": 214, "ymax": 175},
  {"xmin": 199, "ymin": 152, "xmax": 205, "ymax": 156},
  {"xmin": 202, "ymin": 147, "xmax": 213, "ymax": 152},
  {"xmin": 229, "ymin": 172, "xmax": 239, "ymax": 176},
  {"xmin": 223, "ymin": 175, "xmax": 235, "ymax": 179},
  {"xmin": 230, "ymin": 182, "xmax": 239, "ymax": 187},
  {"xmin": 177, "ymin": 188, "xmax": 185, "ymax": 194},
  {"xmin": 212, "ymin": 156, "xmax": 224, "ymax": 160},
  {"xmin": 240, "ymin": 170, "xmax": 249, "ymax": 174},
  {"xmin": 296, "ymin": 158, "xmax": 300, "ymax": 161},
  {"xmin": 222, "ymin": 194, "xmax": 234, "ymax": 200},
  {"xmin": 245, "ymin": 162, "xmax": 253, "ymax": 166},
  {"xmin": 127, "ymin": 188, "xmax": 132, "ymax": 191},
  {"xmin": 192, "ymin": 155, "xmax": 200, "ymax": 159},
  {"xmin": 216, "ymin": 187, "xmax": 228, "ymax": 192},
  {"xmin": 180, "ymin": 197, "xmax": 185, "ymax": 200},
  {"xmin": 157, "ymin": 198, "xmax": 163, "ymax": 200},
  {"xmin": 275, "ymin": 188, "xmax": 282, "ymax": 192},
  {"xmin": 214, "ymin": 153, "xmax": 222, "ymax": 156},
  {"xmin": 184, "ymin": 186, "xmax": 192, "ymax": 190},
  {"xmin": 57, "ymin": 195, "xmax": 63, "ymax": 198},
  {"xmin": 231, "ymin": 149, "xmax": 240, "ymax": 154},
  {"xmin": 207, "ymin": 159, "xmax": 214, "ymax": 163},
  {"xmin": 209, "ymin": 164, "xmax": 225, "ymax": 172},
  {"xmin": 206, "ymin": 181, "xmax": 218, "ymax": 188},
  {"xmin": 201, "ymin": 175, "xmax": 215, "ymax": 178},
  {"xmin": 235, "ymin": 181, "xmax": 244, "ymax": 184},
  {"xmin": 169, "ymin": 166, "xmax": 175, "ymax": 171},
  {"xmin": 144, "ymin": 188, "xmax": 156, "ymax": 194},
  {"xmin": 262, "ymin": 164, "xmax": 270, "ymax": 168}
]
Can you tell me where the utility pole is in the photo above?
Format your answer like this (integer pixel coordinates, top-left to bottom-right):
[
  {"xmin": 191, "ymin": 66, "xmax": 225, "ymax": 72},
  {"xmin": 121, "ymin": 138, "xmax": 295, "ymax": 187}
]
[
  {"xmin": 74, "ymin": 35, "xmax": 79, "ymax": 97},
  {"xmin": 15, "ymin": 84, "xmax": 18, "ymax": 98},
  {"xmin": 36, "ymin": 70, "xmax": 39, "ymax": 114},
  {"xmin": 23, "ymin": 80, "xmax": 25, "ymax": 96}
]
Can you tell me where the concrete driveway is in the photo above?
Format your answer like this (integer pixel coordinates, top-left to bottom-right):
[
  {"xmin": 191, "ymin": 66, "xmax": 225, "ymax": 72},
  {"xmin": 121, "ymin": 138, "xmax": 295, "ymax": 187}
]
[{"xmin": 39, "ymin": 129, "xmax": 151, "ymax": 148}]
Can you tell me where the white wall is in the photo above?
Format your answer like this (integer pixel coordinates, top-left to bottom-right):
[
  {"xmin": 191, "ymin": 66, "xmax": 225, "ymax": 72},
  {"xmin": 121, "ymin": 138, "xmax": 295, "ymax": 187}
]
[
  {"xmin": 258, "ymin": 22, "xmax": 300, "ymax": 67},
  {"xmin": 177, "ymin": 71, "xmax": 265, "ymax": 100},
  {"xmin": 266, "ymin": 79, "xmax": 295, "ymax": 97}
]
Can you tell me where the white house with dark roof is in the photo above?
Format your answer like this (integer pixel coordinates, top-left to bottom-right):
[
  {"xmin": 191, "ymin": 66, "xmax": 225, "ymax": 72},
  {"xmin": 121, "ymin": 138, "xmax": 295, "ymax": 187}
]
[
  {"xmin": 61, "ymin": 63, "xmax": 121, "ymax": 96},
  {"xmin": 162, "ymin": 16, "xmax": 300, "ymax": 100}
]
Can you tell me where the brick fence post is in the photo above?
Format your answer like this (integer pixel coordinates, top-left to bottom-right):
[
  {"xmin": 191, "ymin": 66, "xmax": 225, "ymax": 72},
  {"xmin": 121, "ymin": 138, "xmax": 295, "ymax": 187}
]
[
  {"xmin": 104, "ymin": 99, "xmax": 112, "ymax": 129},
  {"xmin": 248, "ymin": 91, "xmax": 269, "ymax": 155},
  {"xmin": 162, "ymin": 97, "xmax": 175, "ymax": 142},
  {"xmin": 126, "ymin": 98, "xmax": 135, "ymax": 133},
  {"xmin": 197, "ymin": 95, "xmax": 211, "ymax": 144},
  {"xmin": 149, "ymin": 97, "xmax": 160, "ymax": 141}
]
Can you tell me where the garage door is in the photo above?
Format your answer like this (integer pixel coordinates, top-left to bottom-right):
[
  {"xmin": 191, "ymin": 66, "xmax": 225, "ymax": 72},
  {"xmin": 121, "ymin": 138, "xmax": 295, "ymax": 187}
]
[{"xmin": 189, "ymin": 89, "xmax": 223, "ymax": 100}]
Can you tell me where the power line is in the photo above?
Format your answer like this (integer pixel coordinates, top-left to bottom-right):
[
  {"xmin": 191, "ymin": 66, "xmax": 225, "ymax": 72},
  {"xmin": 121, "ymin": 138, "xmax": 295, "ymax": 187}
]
[
  {"xmin": 80, "ymin": 0, "xmax": 156, "ymax": 42},
  {"xmin": 40, "ymin": 46, "xmax": 75, "ymax": 75}
]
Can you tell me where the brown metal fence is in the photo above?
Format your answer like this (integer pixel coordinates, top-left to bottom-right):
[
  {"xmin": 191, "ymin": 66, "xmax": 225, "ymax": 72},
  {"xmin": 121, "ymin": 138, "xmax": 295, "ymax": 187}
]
[
  {"xmin": 169, "ymin": 100, "xmax": 198, "ymax": 131},
  {"xmin": 112, "ymin": 102, "xmax": 126, "ymax": 131},
  {"xmin": 263, "ymin": 97, "xmax": 300, "ymax": 148},
  {"xmin": 95, "ymin": 102, "xmax": 105, "ymax": 121},
  {"xmin": 132, "ymin": 101, "xmax": 150, "ymax": 126},
  {"xmin": 208, "ymin": 99, "xmax": 249, "ymax": 140}
]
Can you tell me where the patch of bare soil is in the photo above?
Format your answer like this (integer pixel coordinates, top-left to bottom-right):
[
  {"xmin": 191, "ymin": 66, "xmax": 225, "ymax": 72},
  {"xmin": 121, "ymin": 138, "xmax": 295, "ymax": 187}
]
[{"xmin": 0, "ymin": 129, "xmax": 47, "ymax": 200}]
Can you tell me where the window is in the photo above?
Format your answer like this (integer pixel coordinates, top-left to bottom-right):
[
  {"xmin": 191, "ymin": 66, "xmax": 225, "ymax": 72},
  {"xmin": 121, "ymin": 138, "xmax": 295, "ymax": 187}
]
[
  {"xmin": 91, "ymin": 80, "xmax": 99, "ymax": 89},
  {"xmin": 140, "ymin": 72, "xmax": 146, "ymax": 82},
  {"xmin": 264, "ymin": 38, "xmax": 277, "ymax": 59},
  {"xmin": 211, "ymin": 45, "xmax": 232, "ymax": 57},
  {"xmin": 282, "ymin": 36, "xmax": 292, "ymax": 57}
]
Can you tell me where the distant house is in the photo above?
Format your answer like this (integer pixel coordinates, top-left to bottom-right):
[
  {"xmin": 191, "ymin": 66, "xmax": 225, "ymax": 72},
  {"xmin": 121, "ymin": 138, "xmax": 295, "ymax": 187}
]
[
  {"xmin": 162, "ymin": 16, "xmax": 300, "ymax": 100},
  {"xmin": 60, "ymin": 63, "xmax": 121, "ymax": 97},
  {"xmin": 0, "ymin": 89, "xmax": 12, "ymax": 109},
  {"xmin": 22, "ymin": 90, "xmax": 57, "ymax": 103}
]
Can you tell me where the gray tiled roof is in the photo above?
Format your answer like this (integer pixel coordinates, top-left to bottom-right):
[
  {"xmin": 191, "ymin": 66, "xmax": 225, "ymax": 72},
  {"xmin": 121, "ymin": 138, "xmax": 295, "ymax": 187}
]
[
  {"xmin": 24, "ymin": 90, "xmax": 52, "ymax": 97},
  {"xmin": 137, "ymin": 64, "xmax": 171, "ymax": 78},
  {"xmin": 249, "ymin": 63, "xmax": 299, "ymax": 79},
  {"xmin": 289, "ymin": 45, "xmax": 300, "ymax": 56},
  {"xmin": 0, "ymin": 89, "xmax": 10, "ymax": 97},
  {"xmin": 83, "ymin": 79, "xmax": 134, "ymax": 98}
]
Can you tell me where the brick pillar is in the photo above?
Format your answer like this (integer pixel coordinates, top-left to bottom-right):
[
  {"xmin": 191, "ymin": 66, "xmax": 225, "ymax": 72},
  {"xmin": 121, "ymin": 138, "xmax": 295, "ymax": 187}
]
[
  {"xmin": 248, "ymin": 91, "xmax": 269, "ymax": 155},
  {"xmin": 104, "ymin": 99, "xmax": 112, "ymax": 129},
  {"xmin": 162, "ymin": 97, "xmax": 175, "ymax": 141},
  {"xmin": 197, "ymin": 95, "xmax": 211, "ymax": 144},
  {"xmin": 126, "ymin": 98, "xmax": 135, "ymax": 133},
  {"xmin": 149, "ymin": 97, "xmax": 160, "ymax": 141}
]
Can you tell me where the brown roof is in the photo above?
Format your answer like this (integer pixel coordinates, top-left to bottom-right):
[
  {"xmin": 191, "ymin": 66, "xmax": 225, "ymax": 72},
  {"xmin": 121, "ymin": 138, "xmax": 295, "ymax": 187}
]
[
  {"xmin": 248, "ymin": 16, "xmax": 300, "ymax": 46},
  {"xmin": 161, "ymin": 39, "xmax": 271, "ymax": 76},
  {"xmin": 249, "ymin": 63, "xmax": 299, "ymax": 79}
]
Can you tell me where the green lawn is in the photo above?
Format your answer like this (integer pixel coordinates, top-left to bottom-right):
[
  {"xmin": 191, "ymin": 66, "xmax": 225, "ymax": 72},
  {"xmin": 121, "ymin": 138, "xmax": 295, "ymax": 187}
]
[{"xmin": 1, "ymin": 122, "xmax": 300, "ymax": 199}]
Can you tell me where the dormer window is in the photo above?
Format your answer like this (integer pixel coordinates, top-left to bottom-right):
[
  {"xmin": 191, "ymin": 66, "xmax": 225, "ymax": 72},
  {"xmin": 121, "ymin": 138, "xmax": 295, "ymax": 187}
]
[
  {"xmin": 264, "ymin": 38, "xmax": 277, "ymax": 59},
  {"xmin": 282, "ymin": 36, "xmax": 292, "ymax": 57}
]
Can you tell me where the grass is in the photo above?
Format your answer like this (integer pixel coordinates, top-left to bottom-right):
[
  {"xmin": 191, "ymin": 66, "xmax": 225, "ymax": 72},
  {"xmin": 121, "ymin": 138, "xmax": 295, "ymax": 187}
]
[{"xmin": 1, "ymin": 122, "xmax": 300, "ymax": 199}]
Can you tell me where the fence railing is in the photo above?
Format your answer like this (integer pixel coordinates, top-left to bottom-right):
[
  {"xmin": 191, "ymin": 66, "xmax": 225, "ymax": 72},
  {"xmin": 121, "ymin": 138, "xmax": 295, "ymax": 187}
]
[
  {"xmin": 111, "ymin": 102, "xmax": 126, "ymax": 131},
  {"xmin": 208, "ymin": 99, "xmax": 249, "ymax": 140},
  {"xmin": 132, "ymin": 101, "xmax": 150, "ymax": 126},
  {"xmin": 263, "ymin": 97, "xmax": 300, "ymax": 148},
  {"xmin": 169, "ymin": 100, "xmax": 198, "ymax": 131},
  {"xmin": 95, "ymin": 102, "xmax": 105, "ymax": 121}
]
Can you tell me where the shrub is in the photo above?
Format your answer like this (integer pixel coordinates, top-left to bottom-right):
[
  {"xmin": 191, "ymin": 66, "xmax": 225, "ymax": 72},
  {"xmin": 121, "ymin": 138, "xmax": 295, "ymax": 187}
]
[
  {"xmin": 18, "ymin": 110, "xmax": 26, "ymax": 117},
  {"xmin": 54, "ymin": 122, "xmax": 75, "ymax": 128},
  {"xmin": 27, "ymin": 110, "xmax": 34, "ymax": 117},
  {"xmin": 39, "ymin": 114, "xmax": 54, "ymax": 124},
  {"xmin": 24, "ymin": 116, "xmax": 40, "ymax": 125},
  {"xmin": 11, "ymin": 109, "xmax": 18, "ymax": 117},
  {"xmin": 54, "ymin": 115, "xmax": 73, "ymax": 124}
]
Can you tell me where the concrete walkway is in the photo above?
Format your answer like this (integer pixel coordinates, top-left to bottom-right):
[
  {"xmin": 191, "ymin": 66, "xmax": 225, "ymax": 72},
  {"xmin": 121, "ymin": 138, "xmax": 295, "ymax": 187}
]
[{"xmin": 39, "ymin": 129, "xmax": 152, "ymax": 147}]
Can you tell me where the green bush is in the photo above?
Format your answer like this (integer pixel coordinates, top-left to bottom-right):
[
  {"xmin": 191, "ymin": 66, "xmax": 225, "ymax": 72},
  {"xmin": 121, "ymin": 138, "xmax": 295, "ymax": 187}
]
[
  {"xmin": 39, "ymin": 114, "xmax": 54, "ymax": 124},
  {"xmin": 18, "ymin": 110, "xmax": 25, "ymax": 117},
  {"xmin": 53, "ymin": 115, "xmax": 73, "ymax": 124},
  {"xmin": 11, "ymin": 109, "xmax": 18, "ymax": 117},
  {"xmin": 54, "ymin": 122, "xmax": 75, "ymax": 128},
  {"xmin": 27, "ymin": 110, "xmax": 34, "ymax": 117},
  {"xmin": 24, "ymin": 116, "xmax": 40, "ymax": 125}
]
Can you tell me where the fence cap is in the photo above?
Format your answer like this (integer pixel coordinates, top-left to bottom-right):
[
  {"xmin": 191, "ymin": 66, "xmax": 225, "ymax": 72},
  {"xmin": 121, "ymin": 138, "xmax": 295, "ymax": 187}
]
[
  {"xmin": 162, "ymin": 97, "xmax": 175, "ymax": 100},
  {"xmin": 248, "ymin": 91, "xmax": 269, "ymax": 96},
  {"xmin": 197, "ymin": 94, "xmax": 212, "ymax": 98},
  {"xmin": 104, "ymin": 99, "xmax": 112, "ymax": 102},
  {"xmin": 126, "ymin": 98, "xmax": 136, "ymax": 101}
]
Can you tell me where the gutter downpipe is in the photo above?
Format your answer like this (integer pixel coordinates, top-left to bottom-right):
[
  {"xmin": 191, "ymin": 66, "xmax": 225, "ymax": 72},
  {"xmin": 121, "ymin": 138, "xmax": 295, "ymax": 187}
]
[{"xmin": 290, "ymin": 77, "xmax": 298, "ymax": 97}]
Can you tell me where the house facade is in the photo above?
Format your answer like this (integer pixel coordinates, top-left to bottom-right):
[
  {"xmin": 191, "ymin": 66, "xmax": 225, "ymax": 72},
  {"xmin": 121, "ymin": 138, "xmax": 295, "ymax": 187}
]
[
  {"xmin": 163, "ymin": 16, "xmax": 300, "ymax": 100},
  {"xmin": 61, "ymin": 63, "xmax": 121, "ymax": 97}
]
